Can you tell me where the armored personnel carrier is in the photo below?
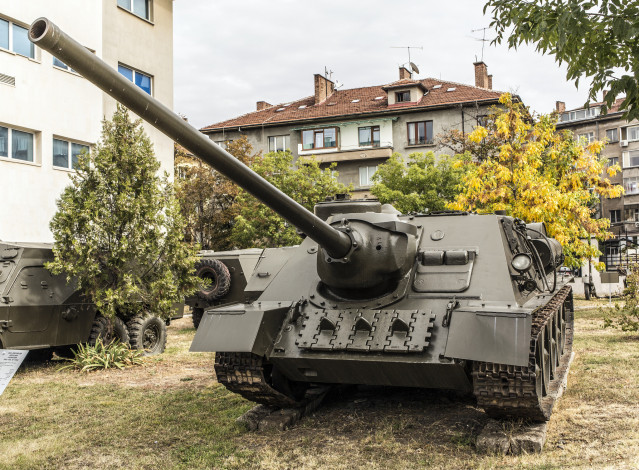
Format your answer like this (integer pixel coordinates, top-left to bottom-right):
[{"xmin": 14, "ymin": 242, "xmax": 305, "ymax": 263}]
[
  {"xmin": 0, "ymin": 241, "xmax": 170, "ymax": 356},
  {"xmin": 30, "ymin": 18, "xmax": 573, "ymax": 420}
]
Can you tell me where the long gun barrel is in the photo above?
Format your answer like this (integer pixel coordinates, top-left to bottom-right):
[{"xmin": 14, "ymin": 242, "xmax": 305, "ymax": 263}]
[{"xmin": 29, "ymin": 18, "xmax": 352, "ymax": 259}]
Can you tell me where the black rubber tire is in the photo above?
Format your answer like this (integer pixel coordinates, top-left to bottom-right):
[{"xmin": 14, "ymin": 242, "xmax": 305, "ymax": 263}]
[
  {"xmin": 88, "ymin": 316, "xmax": 130, "ymax": 347},
  {"xmin": 584, "ymin": 284, "xmax": 591, "ymax": 300},
  {"xmin": 127, "ymin": 314, "xmax": 167, "ymax": 356},
  {"xmin": 192, "ymin": 307, "xmax": 204, "ymax": 329},
  {"xmin": 194, "ymin": 259, "xmax": 231, "ymax": 302}
]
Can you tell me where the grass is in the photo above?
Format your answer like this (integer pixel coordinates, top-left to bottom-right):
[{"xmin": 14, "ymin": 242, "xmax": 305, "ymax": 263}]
[{"xmin": 1, "ymin": 300, "xmax": 638, "ymax": 469}]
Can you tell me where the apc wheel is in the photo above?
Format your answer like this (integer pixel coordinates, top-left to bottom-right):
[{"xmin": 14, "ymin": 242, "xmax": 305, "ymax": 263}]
[
  {"xmin": 194, "ymin": 259, "xmax": 231, "ymax": 302},
  {"xmin": 88, "ymin": 316, "xmax": 130, "ymax": 346},
  {"xmin": 584, "ymin": 284, "xmax": 591, "ymax": 300},
  {"xmin": 192, "ymin": 307, "xmax": 204, "ymax": 329},
  {"xmin": 127, "ymin": 315, "xmax": 167, "ymax": 356}
]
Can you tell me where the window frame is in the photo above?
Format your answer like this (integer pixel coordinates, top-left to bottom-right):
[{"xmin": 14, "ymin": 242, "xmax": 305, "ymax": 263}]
[
  {"xmin": 301, "ymin": 127, "xmax": 338, "ymax": 150},
  {"xmin": 395, "ymin": 91, "xmax": 411, "ymax": 103},
  {"xmin": 117, "ymin": 0, "xmax": 153, "ymax": 21},
  {"xmin": 358, "ymin": 126, "xmax": 380, "ymax": 148},
  {"xmin": 359, "ymin": 165, "xmax": 378, "ymax": 187},
  {"xmin": 610, "ymin": 210, "xmax": 621, "ymax": 224},
  {"xmin": 577, "ymin": 131, "xmax": 595, "ymax": 144},
  {"xmin": 0, "ymin": 125, "xmax": 35, "ymax": 163},
  {"xmin": 268, "ymin": 135, "xmax": 290, "ymax": 153},
  {"xmin": 52, "ymin": 137, "xmax": 89, "ymax": 170},
  {"xmin": 406, "ymin": 121, "xmax": 434, "ymax": 146},
  {"xmin": 0, "ymin": 17, "xmax": 35, "ymax": 59},
  {"xmin": 606, "ymin": 128, "xmax": 619, "ymax": 143},
  {"xmin": 118, "ymin": 63, "xmax": 153, "ymax": 95}
]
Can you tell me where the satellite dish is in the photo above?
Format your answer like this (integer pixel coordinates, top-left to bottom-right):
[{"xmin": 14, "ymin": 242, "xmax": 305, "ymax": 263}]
[{"xmin": 409, "ymin": 62, "xmax": 420, "ymax": 74}]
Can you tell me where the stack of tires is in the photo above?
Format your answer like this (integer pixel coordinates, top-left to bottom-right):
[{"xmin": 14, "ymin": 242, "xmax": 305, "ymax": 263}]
[{"xmin": 88, "ymin": 313, "xmax": 167, "ymax": 356}]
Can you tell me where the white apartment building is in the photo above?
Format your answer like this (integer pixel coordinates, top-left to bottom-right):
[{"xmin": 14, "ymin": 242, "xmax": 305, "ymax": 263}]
[{"xmin": 0, "ymin": 0, "xmax": 174, "ymax": 242}]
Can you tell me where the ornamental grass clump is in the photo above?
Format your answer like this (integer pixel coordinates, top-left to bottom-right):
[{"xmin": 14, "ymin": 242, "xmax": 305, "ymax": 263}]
[{"xmin": 60, "ymin": 338, "xmax": 144, "ymax": 372}]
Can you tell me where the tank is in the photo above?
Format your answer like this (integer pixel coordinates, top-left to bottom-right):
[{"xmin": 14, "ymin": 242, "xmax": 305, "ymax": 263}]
[{"xmin": 30, "ymin": 19, "xmax": 574, "ymax": 420}]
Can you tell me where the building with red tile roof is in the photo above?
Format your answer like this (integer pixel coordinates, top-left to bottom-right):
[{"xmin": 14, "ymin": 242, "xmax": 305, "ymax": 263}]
[{"xmin": 201, "ymin": 62, "xmax": 507, "ymax": 197}]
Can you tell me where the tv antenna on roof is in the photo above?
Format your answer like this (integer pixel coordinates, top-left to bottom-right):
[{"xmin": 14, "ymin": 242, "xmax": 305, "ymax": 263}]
[
  {"xmin": 391, "ymin": 46, "xmax": 422, "ymax": 75},
  {"xmin": 469, "ymin": 27, "xmax": 494, "ymax": 62}
]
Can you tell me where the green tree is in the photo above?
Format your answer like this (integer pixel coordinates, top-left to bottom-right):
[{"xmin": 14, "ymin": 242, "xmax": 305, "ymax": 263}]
[
  {"xmin": 485, "ymin": 0, "xmax": 639, "ymax": 119},
  {"xmin": 232, "ymin": 150, "xmax": 350, "ymax": 248},
  {"xmin": 370, "ymin": 152, "xmax": 471, "ymax": 214},
  {"xmin": 48, "ymin": 104, "xmax": 200, "ymax": 319},
  {"xmin": 449, "ymin": 94, "xmax": 623, "ymax": 267},
  {"xmin": 175, "ymin": 137, "xmax": 255, "ymax": 250}
]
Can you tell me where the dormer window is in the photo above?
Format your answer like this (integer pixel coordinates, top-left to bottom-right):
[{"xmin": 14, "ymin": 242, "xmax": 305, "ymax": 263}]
[{"xmin": 396, "ymin": 91, "xmax": 411, "ymax": 102}]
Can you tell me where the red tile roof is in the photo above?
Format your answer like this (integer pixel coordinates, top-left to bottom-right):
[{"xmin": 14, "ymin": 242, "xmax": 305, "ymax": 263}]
[
  {"xmin": 200, "ymin": 78, "xmax": 504, "ymax": 132},
  {"xmin": 564, "ymin": 98, "xmax": 626, "ymax": 114}
]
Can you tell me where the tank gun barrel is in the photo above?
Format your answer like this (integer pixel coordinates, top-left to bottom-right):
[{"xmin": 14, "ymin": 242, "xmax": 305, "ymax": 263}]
[{"xmin": 28, "ymin": 18, "xmax": 352, "ymax": 259}]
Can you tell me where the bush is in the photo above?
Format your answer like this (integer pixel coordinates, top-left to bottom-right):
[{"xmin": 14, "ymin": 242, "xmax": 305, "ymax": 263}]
[
  {"xmin": 603, "ymin": 264, "xmax": 639, "ymax": 332},
  {"xmin": 59, "ymin": 338, "xmax": 144, "ymax": 372}
]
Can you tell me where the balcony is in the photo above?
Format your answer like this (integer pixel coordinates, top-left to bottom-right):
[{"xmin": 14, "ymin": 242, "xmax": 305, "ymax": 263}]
[{"xmin": 298, "ymin": 145, "xmax": 393, "ymax": 163}]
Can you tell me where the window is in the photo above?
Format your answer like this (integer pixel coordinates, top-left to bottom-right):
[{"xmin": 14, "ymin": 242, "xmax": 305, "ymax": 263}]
[
  {"xmin": 625, "ymin": 150, "xmax": 639, "ymax": 167},
  {"xmin": 624, "ymin": 176, "xmax": 639, "ymax": 195},
  {"xmin": 117, "ymin": 0, "xmax": 151, "ymax": 21},
  {"xmin": 625, "ymin": 206, "xmax": 639, "ymax": 221},
  {"xmin": 560, "ymin": 107, "xmax": 601, "ymax": 122},
  {"xmin": 407, "ymin": 121, "xmax": 433, "ymax": 145},
  {"xmin": 578, "ymin": 132, "xmax": 595, "ymax": 144},
  {"xmin": 301, "ymin": 128, "xmax": 337, "ymax": 150},
  {"xmin": 358, "ymin": 126, "xmax": 380, "ymax": 147},
  {"xmin": 53, "ymin": 138, "xmax": 89, "ymax": 169},
  {"xmin": 214, "ymin": 139, "xmax": 233, "ymax": 150},
  {"xmin": 0, "ymin": 18, "xmax": 35, "ymax": 58},
  {"xmin": 0, "ymin": 126, "xmax": 34, "ymax": 162},
  {"xmin": 606, "ymin": 128, "xmax": 619, "ymax": 143},
  {"xmin": 627, "ymin": 126, "xmax": 639, "ymax": 141},
  {"xmin": 359, "ymin": 166, "xmax": 378, "ymax": 187},
  {"xmin": 610, "ymin": 210, "xmax": 621, "ymax": 223},
  {"xmin": 118, "ymin": 64, "xmax": 152, "ymax": 95},
  {"xmin": 53, "ymin": 57, "xmax": 76, "ymax": 73},
  {"xmin": 396, "ymin": 91, "xmax": 411, "ymax": 102},
  {"xmin": 268, "ymin": 135, "xmax": 289, "ymax": 152},
  {"xmin": 607, "ymin": 156, "xmax": 619, "ymax": 167}
]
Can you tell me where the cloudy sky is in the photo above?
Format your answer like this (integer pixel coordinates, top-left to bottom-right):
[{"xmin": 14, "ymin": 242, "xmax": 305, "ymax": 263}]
[{"xmin": 174, "ymin": 0, "xmax": 593, "ymax": 130}]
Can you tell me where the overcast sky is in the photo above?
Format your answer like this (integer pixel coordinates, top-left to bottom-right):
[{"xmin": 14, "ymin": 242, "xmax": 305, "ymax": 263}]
[{"xmin": 174, "ymin": 0, "xmax": 593, "ymax": 130}]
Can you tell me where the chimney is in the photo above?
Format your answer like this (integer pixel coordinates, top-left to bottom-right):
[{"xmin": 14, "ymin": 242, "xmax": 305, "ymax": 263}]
[
  {"xmin": 474, "ymin": 61, "xmax": 489, "ymax": 88},
  {"xmin": 487, "ymin": 74, "xmax": 493, "ymax": 90},
  {"xmin": 256, "ymin": 101, "xmax": 271, "ymax": 111},
  {"xmin": 399, "ymin": 66, "xmax": 412, "ymax": 80},
  {"xmin": 603, "ymin": 89, "xmax": 610, "ymax": 101},
  {"xmin": 314, "ymin": 73, "xmax": 335, "ymax": 105},
  {"xmin": 556, "ymin": 101, "xmax": 566, "ymax": 113}
]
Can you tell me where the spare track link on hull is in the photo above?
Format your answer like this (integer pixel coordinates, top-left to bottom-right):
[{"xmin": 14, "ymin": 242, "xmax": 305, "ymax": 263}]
[
  {"xmin": 214, "ymin": 352, "xmax": 304, "ymax": 408},
  {"xmin": 472, "ymin": 285, "xmax": 574, "ymax": 421}
]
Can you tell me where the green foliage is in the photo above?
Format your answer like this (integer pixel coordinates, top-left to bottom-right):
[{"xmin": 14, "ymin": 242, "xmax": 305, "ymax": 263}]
[
  {"xmin": 232, "ymin": 150, "xmax": 350, "ymax": 248},
  {"xmin": 603, "ymin": 264, "xmax": 639, "ymax": 332},
  {"xmin": 370, "ymin": 152, "xmax": 471, "ymax": 214},
  {"xmin": 175, "ymin": 137, "xmax": 255, "ymax": 250},
  {"xmin": 47, "ymin": 104, "xmax": 201, "ymax": 319},
  {"xmin": 485, "ymin": 0, "xmax": 639, "ymax": 120},
  {"xmin": 59, "ymin": 338, "xmax": 144, "ymax": 372}
]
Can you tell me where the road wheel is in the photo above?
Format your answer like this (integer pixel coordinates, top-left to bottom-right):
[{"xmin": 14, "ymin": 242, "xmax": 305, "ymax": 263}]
[
  {"xmin": 194, "ymin": 259, "xmax": 231, "ymax": 302},
  {"xmin": 127, "ymin": 314, "xmax": 167, "ymax": 356},
  {"xmin": 88, "ymin": 315, "xmax": 130, "ymax": 347},
  {"xmin": 192, "ymin": 307, "xmax": 204, "ymax": 329},
  {"xmin": 584, "ymin": 284, "xmax": 591, "ymax": 300}
]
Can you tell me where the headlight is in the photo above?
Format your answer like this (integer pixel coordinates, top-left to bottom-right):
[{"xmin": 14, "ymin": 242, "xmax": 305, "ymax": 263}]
[{"xmin": 511, "ymin": 253, "xmax": 533, "ymax": 272}]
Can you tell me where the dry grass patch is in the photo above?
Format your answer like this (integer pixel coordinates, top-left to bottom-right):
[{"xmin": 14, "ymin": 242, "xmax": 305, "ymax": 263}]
[{"xmin": 1, "ymin": 306, "xmax": 638, "ymax": 469}]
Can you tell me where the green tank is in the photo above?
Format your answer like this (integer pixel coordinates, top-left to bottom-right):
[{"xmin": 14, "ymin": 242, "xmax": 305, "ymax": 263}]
[
  {"xmin": 0, "ymin": 241, "xmax": 173, "ymax": 356},
  {"xmin": 30, "ymin": 18, "xmax": 574, "ymax": 420}
]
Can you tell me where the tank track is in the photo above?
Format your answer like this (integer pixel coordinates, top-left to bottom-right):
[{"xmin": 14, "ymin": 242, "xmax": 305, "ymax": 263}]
[
  {"xmin": 472, "ymin": 285, "xmax": 574, "ymax": 421},
  {"xmin": 214, "ymin": 352, "xmax": 305, "ymax": 408}
]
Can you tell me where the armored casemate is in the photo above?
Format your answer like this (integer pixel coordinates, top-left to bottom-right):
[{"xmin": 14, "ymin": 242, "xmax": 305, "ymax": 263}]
[{"xmin": 30, "ymin": 18, "xmax": 573, "ymax": 420}]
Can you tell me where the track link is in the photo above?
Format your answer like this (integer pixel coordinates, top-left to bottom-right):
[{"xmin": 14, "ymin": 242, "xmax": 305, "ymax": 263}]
[
  {"xmin": 214, "ymin": 352, "xmax": 305, "ymax": 408},
  {"xmin": 472, "ymin": 285, "xmax": 574, "ymax": 421}
]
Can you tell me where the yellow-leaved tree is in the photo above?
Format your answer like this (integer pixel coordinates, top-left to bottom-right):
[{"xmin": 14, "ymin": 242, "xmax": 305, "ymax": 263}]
[{"xmin": 449, "ymin": 94, "xmax": 623, "ymax": 267}]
